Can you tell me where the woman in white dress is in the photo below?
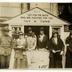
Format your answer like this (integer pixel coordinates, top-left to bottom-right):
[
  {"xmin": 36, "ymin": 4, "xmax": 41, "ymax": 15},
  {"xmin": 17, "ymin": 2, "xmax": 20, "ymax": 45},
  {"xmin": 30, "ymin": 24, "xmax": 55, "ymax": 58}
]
[
  {"xmin": 14, "ymin": 32, "xmax": 28, "ymax": 69},
  {"xmin": 25, "ymin": 27, "xmax": 37, "ymax": 69}
]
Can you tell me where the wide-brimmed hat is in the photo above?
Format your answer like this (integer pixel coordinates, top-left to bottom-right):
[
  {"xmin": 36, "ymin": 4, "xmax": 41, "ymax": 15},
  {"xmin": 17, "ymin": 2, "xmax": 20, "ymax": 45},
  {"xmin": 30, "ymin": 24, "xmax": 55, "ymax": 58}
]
[
  {"xmin": 28, "ymin": 27, "xmax": 32, "ymax": 31},
  {"xmin": 40, "ymin": 27, "xmax": 44, "ymax": 31},
  {"xmin": 2, "ymin": 27, "xmax": 10, "ymax": 32}
]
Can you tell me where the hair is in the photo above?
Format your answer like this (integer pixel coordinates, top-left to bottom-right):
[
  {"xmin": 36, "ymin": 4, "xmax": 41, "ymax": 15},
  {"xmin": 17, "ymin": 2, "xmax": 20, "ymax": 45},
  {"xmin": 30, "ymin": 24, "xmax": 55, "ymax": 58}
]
[
  {"xmin": 51, "ymin": 32, "xmax": 60, "ymax": 39},
  {"xmin": 40, "ymin": 27, "xmax": 44, "ymax": 31}
]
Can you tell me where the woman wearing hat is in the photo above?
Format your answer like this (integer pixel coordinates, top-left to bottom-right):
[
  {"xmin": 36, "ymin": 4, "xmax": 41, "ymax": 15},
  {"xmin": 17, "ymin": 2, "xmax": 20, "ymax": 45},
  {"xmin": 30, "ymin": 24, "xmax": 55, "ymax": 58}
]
[
  {"xmin": 37, "ymin": 27, "xmax": 48, "ymax": 50},
  {"xmin": 14, "ymin": 32, "xmax": 28, "ymax": 69},
  {"xmin": 48, "ymin": 32, "xmax": 64, "ymax": 68},
  {"xmin": 65, "ymin": 32, "xmax": 72, "ymax": 68},
  {"xmin": 26, "ymin": 27, "xmax": 37, "ymax": 51},
  {"xmin": 36, "ymin": 27, "xmax": 49, "ymax": 69},
  {"xmin": 25, "ymin": 27, "xmax": 37, "ymax": 68}
]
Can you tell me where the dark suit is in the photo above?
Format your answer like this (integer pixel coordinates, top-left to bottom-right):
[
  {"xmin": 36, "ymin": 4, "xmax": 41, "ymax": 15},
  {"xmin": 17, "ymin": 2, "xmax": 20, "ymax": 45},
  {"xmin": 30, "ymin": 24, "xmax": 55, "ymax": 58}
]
[
  {"xmin": 48, "ymin": 37, "xmax": 64, "ymax": 68},
  {"xmin": 37, "ymin": 34, "xmax": 48, "ymax": 49}
]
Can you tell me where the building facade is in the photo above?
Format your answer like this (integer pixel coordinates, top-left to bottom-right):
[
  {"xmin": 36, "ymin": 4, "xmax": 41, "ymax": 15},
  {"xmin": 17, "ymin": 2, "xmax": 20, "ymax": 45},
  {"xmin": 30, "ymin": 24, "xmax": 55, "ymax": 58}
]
[{"xmin": 0, "ymin": 3, "xmax": 59, "ymax": 22}]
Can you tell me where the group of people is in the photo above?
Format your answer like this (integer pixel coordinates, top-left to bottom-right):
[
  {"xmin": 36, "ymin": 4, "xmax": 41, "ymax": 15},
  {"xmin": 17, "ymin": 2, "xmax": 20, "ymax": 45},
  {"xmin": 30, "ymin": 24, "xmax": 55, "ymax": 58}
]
[{"xmin": 0, "ymin": 26, "xmax": 72, "ymax": 69}]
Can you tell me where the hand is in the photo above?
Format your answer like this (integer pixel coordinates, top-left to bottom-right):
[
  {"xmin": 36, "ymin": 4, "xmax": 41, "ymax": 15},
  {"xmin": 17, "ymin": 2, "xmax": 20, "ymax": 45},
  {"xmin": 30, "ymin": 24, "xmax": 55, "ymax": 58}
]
[
  {"xmin": 52, "ymin": 50, "xmax": 56, "ymax": 53},
  {"xmin": 60, "ymin": 51, "xmax": 64, "ymax": 55},
  {"xmin": 17, "ymin": 46, "xmax": 23, "ymax": 48},
  {"xmin": 66, "ymin": 44, "xmax": 69, "ymax": 46}
]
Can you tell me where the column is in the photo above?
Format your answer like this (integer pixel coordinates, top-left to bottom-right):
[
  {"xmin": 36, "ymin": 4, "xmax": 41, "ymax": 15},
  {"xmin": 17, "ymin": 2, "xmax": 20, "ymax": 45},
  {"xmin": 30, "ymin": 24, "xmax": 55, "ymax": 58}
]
[{"xmin": 49, "ymin": 26, "xmax": 52, "ymax": 39}]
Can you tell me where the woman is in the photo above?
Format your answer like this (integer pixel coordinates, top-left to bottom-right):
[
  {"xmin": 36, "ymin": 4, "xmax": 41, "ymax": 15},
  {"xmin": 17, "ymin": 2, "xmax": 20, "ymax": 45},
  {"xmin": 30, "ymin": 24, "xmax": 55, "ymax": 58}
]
[
  {"xmin": 14, "ymin": 32, "xmax": 28, "ymax": 69},
  {"xmin": 37, "ymin": 27, "xmax": 48, "ymax": 50},
  {"xmin": 36, "ymin": 27, "xmax": 49, "ymax": 69},
  {"xmin": 26, "ymin": 27, "xmax": 37, "ymax": 50},
  {"xmin": 65, "ymin": 32, "xmax": 72, "ymax": 68},
  {"xmin": 48, "ymin": 32, "xmax": 64, "ymax": 68},
  {"xmin": 25, "ymin": 27, "xmax": 37, "ymax": 69}
]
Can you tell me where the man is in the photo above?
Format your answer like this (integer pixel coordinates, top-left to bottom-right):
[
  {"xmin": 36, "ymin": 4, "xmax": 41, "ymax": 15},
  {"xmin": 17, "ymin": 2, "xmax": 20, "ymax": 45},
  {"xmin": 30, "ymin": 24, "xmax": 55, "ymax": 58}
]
[{"xmin": 0, "ymin": 26, "xmax": 13, "ymax": 68}]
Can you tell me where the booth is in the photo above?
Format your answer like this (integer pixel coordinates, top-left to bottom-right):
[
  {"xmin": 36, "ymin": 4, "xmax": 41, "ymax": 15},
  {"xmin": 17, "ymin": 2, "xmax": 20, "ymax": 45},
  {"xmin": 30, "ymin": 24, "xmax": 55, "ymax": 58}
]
[
  {"xmin": 4, "ymin": 7, "xmax": 70, "ymax": 41},
  {"xmin": 3, "ymin": 7, "xmax": 70, "ymax": 69}
]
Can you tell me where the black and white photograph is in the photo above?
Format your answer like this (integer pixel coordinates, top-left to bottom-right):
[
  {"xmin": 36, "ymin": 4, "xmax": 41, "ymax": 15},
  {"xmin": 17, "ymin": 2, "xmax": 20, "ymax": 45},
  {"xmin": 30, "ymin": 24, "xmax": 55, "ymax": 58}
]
[{"xmin": 0, "ymin": 3, "xmax": 72, "ymax": 69}]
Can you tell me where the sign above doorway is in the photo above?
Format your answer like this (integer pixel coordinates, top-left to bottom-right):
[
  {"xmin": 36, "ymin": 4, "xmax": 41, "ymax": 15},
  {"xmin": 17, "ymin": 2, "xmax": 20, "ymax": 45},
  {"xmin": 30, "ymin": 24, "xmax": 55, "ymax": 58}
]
[{"xmin": 4, "ymin": 7, "xmax": 69, "ymax": 26}]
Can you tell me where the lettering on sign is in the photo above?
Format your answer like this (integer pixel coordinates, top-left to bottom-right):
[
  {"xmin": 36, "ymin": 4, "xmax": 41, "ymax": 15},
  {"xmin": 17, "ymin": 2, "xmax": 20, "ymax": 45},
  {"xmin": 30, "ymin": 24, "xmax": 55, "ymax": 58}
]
[{"xmin": 21, "ymin": 13, "xmax": 52, "ymax": 23}]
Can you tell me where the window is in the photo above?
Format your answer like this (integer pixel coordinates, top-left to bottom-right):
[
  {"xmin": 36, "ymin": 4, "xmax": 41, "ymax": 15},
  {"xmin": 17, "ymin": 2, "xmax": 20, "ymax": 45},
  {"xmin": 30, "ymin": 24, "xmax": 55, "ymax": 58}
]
[{"xmin": 64, "ymin": 25, "xmax": 72, "ymax": 32}]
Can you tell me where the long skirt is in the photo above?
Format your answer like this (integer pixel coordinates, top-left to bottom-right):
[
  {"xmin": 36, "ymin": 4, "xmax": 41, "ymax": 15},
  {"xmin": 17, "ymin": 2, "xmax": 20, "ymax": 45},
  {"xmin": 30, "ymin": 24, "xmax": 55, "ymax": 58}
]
[
  {"xmin": 14, "ymin": 50, "xmax": 28, "ymax": 69},
  {"xmin": 49, "ymin": 52, "xmax": 62, "ymax": 68},
  {"xmin": 26, "ymin": 48, "xmax": 49, "ymax": 69},
  {"xmin": 65, "ymin": 49, "xmax": 72, "ymax": 68}
]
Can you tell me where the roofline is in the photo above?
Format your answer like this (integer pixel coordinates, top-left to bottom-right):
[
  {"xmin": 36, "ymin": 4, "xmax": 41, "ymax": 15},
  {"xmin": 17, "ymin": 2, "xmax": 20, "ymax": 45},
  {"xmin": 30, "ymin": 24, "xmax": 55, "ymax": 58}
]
[
  {"xmin": 36, "ymin": 7, "xmax": 71, "ymax": 25},
  {"xmin": 0, "ymin": 23, "xmax": 8, "ymax": 24},
  {"xmin": 4, "ymin": 7, "xmax": 71, "ymax": 25},
  {"xmin": 0, "ymin": 23, "xmax": 9, "ymax": 27},
  {"xmin": 4, "ymin": 7, "xmax": 38, "ymax": 22}
]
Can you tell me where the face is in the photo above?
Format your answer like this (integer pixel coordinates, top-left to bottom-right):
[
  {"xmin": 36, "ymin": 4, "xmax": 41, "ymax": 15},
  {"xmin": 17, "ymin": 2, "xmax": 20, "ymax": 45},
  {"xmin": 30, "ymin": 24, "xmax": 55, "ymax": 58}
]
[
  {"xmin": 40, "ymin": 30, "xmax": 44, "ymax": 35},
  {"xmin": 12, "ymin": 28, "xmax": 15, "ymax": 32},
  {"xmin": 54, "ymin": 33, "xmax": 58, "ymax": 37},
  {"xmin": 29, "ymin": 30, "xmax": 32, "ymax": 34}
]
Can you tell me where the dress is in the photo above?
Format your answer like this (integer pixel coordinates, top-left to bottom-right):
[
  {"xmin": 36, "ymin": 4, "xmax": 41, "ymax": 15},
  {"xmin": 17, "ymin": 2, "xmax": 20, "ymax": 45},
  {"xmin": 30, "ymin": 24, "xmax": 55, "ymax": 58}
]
[
  {"xmin": 14, "ymin": 37, "xmax": 28, "ymax": 69},
  {"xmin": 48, "ymin": 37, "xmax": 64, "ymax": 68},
  {"xmin": 35, "ymin": 34, "xmax": 49, "ymax": 69},
  {"xmin": 26, "ymin": 35, "xmax": 37, "ymax": 69},
  {"xmin": 65, "ymin": 37, "xmax": 72, "ymax": 68}
]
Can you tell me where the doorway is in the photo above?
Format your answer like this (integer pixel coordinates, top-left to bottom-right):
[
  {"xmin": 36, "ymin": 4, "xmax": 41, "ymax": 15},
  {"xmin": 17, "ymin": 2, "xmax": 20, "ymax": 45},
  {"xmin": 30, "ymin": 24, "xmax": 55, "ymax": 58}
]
[{"xmin": 24, "ymin": 26, "xmax": 49, "ymax": 39}]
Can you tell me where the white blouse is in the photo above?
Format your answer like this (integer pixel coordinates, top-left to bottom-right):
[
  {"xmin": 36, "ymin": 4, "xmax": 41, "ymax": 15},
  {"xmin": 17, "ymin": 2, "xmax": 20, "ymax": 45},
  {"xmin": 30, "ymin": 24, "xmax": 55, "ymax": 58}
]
[
  {"xmin": 16, "ymin": 38, "xmax": 26, "ymax": 49},
  {"xmin": 53, "ymin": 37, "xmax": 58, "ymax": 45},
  {"xmin": 26, "ymin": 36, "xmax": 37, "ymax": 50}
]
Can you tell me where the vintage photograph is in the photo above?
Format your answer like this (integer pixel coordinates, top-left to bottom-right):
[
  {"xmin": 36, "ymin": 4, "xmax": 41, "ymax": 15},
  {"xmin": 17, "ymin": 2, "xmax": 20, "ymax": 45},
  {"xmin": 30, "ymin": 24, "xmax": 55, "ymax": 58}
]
[{"xmin": 0, "ymin": 3, "xmax": 72, "ymax": 69}]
